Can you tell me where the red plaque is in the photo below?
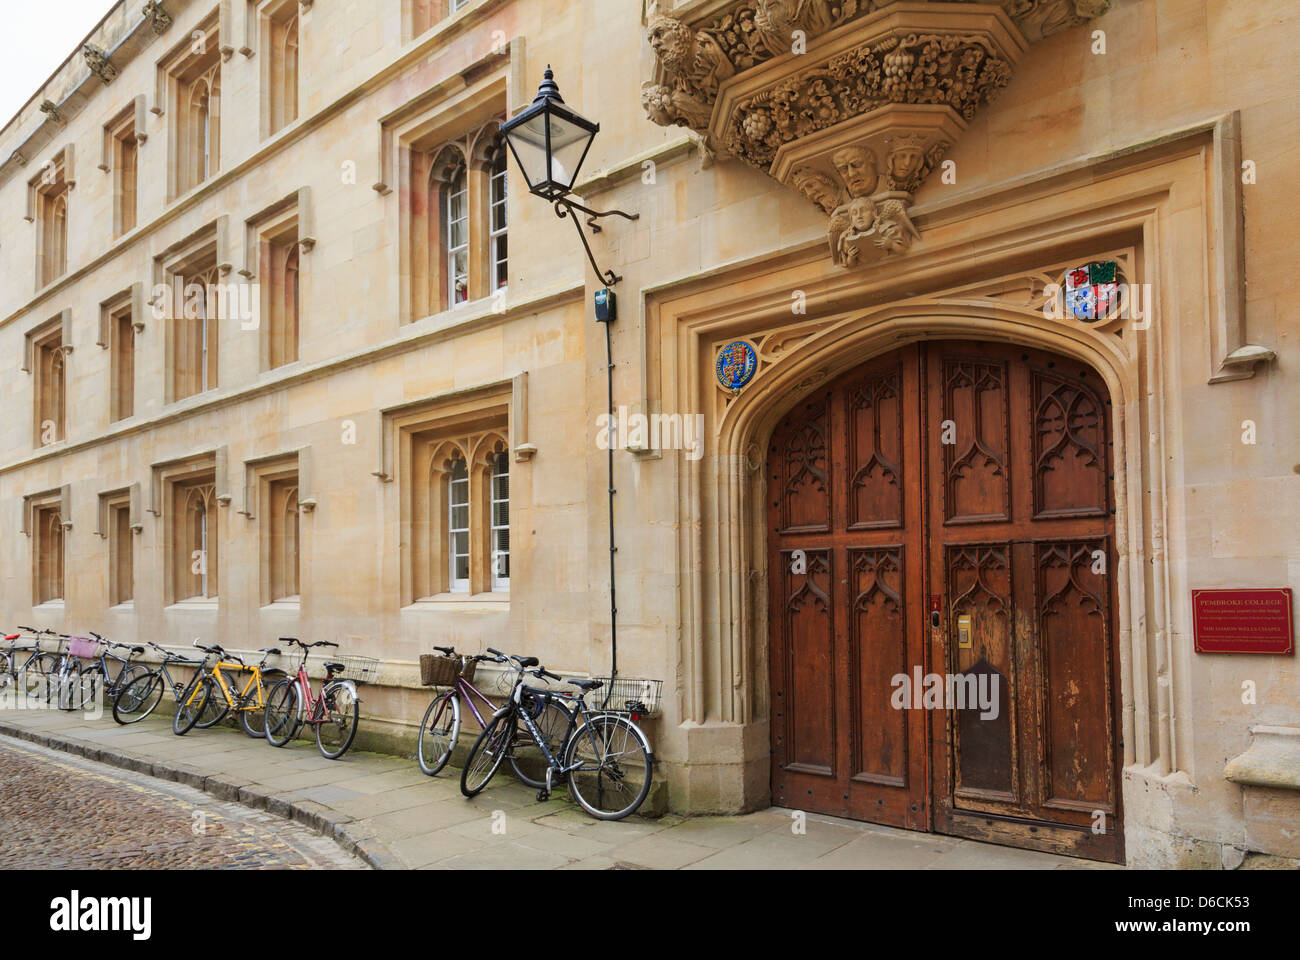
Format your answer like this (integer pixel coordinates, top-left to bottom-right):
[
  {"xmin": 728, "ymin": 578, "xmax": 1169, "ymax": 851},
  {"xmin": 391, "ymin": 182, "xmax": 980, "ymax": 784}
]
[{"xmin": 1191, "ymin": 589, "xmax": 1294, "ymax": 655}]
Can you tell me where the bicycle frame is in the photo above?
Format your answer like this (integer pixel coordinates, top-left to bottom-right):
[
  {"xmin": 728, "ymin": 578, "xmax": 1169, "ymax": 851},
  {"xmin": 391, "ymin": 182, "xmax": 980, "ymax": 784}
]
[
  {"xmin": 207, "ymin": 660, "xmax": 268, "ymax": 711},
  {"xmin": 512, "ymin": 685, "xmax": 605, "ymax": 777},
  {"xmin": 453, "ymin": 673, "xmax": 501, "ymax": 731}
]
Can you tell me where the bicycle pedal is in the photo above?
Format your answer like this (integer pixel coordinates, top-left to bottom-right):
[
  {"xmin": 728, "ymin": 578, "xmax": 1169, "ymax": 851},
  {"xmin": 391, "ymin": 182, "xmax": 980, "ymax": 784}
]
[{"xmin": 536, "ymin": 788, "xmax": 550, "ymax": 802}]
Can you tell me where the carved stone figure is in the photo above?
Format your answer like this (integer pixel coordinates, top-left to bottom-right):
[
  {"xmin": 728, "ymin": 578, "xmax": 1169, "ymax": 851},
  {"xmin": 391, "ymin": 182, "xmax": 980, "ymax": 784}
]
[
  {"xmin": 143, "ymin": 1, "xmax": 174, "ymax": 35},
  {"xmin": 83, "ymin": 44, "xmax": 118, "ymax": 85},
  {"xmin": 39, "ymin": 101, "xmax": 63, "ymax": 124},
  {"xmin": 886, "ymin": 137, "xmax": 926, "ymax": 187},
  {"xmin": 871, "ymin": 198, "xmax": 922, "ymax": 255},
  {"xmin": 832, "ymin": 145, "xmax": 878, "ymax": 198},
  {"xmin": 791, "ymin": 166, "xmax": 842, "ymax": 215},
  {"xmin": 641, "ymin": 82, "xmax": 713, "ymax": 131}
]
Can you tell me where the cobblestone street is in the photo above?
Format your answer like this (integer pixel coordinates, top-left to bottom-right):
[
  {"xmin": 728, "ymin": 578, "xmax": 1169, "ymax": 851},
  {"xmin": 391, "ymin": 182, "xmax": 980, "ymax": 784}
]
[{"xmin": 0, "ymin": 736, "xmax": 366, "ymax": 870}]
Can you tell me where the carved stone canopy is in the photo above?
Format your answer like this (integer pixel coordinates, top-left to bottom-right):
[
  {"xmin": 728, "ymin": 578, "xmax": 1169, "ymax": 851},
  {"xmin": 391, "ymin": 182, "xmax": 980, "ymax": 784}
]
[{"xmin": 643, "ymin": 0, "xmax": 1111, "ymax": 267}]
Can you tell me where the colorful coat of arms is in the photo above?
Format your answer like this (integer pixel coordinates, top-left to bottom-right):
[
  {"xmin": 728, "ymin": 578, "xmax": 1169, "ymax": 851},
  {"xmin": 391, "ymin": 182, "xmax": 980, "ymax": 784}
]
[
  {"xmin": 716, "ymin": 341, "xmax": 758, "ymax": 390},
  {"xmin": 1065, "ymin": 261, "xmax": 1120, "ymax": 321}
]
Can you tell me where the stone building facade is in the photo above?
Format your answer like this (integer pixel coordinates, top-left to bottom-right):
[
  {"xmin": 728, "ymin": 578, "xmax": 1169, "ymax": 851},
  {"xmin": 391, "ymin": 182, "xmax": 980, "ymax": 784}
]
[{"xmin": 1, "ymin": 0, "xmax": 1296, "ymax": 867}]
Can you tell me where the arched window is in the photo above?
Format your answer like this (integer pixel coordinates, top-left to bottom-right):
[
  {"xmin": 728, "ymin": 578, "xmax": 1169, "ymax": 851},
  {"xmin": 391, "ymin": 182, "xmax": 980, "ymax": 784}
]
[
  {"xmin": 49, "ymin": 194, "xmax": 68, "ymax": 280},
  {"xmin": 448, "ymin": 455, "xmax": 470, "ymax": 591},
  {"xmin": 283, "ymin": 16, "xmax": 299, "ymax": 127},
  {"xmin": 489, "ymin": 449, "xmax": 510, "ymax": 590},
  {"xmin": 270, "ymin": 480, "xmax": 299, "ymax": 601},
  {"xmin": 489, "ymin": 144, "xmax": 508, "ymax": 291},
  {"xmin": 38, "ymin": 509, "xmax": 64, "ymax": 604},
  {"xmin": 186, "ymin": 64, "xmax": 220, "ymax": 190},
  {"xmin": 445, "ymin": 165, "xmax": 469, "ymax": 307},
  {"xmin": 178, "ymin": 483, "xmax": 218, "ymax": 600}
]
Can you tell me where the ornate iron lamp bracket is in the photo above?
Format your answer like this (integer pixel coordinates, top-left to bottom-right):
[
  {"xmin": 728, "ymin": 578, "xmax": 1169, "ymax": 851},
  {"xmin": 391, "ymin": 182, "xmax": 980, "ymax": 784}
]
[{"xmin": 553, "ymin": 198, "xmax": 639, "ymax": 287}]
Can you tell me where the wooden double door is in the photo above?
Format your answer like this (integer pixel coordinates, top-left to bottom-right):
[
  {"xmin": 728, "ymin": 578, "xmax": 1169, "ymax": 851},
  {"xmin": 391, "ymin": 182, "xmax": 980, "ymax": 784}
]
[{"xmin": 767, "ymin": 340, "xmax": 1123, "ymax": 862}]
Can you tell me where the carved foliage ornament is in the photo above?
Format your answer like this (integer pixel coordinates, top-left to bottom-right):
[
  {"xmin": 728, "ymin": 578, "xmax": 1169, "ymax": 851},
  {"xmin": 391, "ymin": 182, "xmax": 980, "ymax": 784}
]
[{"xmin": 643, "ymin": 0, "xmax": 1111, "ymax": 268}]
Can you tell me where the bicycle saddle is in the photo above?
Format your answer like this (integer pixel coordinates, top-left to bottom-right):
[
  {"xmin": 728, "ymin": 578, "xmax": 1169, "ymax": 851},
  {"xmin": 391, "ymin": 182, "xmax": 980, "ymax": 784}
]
[
  {"xmin": 130, "ymin": 645, "xmax": 145, "ymax": 654},
  {"xmin": 260, "ymin": 647, "xmax": 282, "ymax": 655},
  {"xmin": 518, "ymin": 656, "xmax": 540, "ymax": 668},
  {"xmin": 566, "ymin": 678, "xmax": 604, "ymax": 692},
  {"xmin": 4, "ymin": 634, "xmax": 18, "ymax": 642},
  {"xmin": 324, "ymin": 661, "xmax": 345, "ymax": 673}
]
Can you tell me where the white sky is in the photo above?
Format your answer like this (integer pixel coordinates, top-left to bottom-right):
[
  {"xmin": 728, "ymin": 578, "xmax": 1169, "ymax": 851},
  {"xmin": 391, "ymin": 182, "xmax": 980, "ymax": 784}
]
[{"xmin": 0, "ymin": 0, "xmax": 117, "ymax": 130}]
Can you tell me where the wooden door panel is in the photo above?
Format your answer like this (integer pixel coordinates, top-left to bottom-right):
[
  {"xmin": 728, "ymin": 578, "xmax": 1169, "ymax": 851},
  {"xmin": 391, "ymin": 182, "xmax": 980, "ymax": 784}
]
[
  {"xmin": 941, "ymin": 358, "xmax": 1011, "ymax": 524},
  {"xmin": 777, "ymin": 399, "xmax": 832, "ymax": 533},
  {"xmin": 847, "ymin": 545, "xmax": 908, "ymax": 786},
  {"xmin": 846, "ymin": 369, "xmax": 905, "ymax": 530},
  {"xmin": 779, "ymin": 549, "xmax": 836, "ymax": 776},
  {"xmin": 1031, "ymin": 370, "xmax": 1109, "ymax": 519},
  {"xmin": 1036, "ymin": 538, "xmax": 1117, "ymax": 815}
]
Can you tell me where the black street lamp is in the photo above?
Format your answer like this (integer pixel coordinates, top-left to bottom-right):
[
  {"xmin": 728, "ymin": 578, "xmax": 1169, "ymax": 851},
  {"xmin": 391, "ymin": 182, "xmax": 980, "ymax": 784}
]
[
  {"xmin": 500, "ymin": 67, "xmax": 638, "ymax": 286},
  {"xmin": 500, "ymin": 67, "xmax": 638, "ymax": 688}
]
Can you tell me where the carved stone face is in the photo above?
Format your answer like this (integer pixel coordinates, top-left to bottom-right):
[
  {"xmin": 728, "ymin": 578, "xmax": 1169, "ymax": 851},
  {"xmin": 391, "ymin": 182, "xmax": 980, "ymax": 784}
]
[
  {"xmin": 847, "ymin": 197, "xmax": 877, "ymax": 232},
  {"xmin": 887, "ymin": 145, "xmax": 925, "ymax": 183},
  {"xmin": 648, "ymin": 16, "xmax": 694, "ymax": 74},
  {"xmin": 791, "ymin": 167, "xmax": 839, "ymax": 215},
  {"xmin": 832, "ymin": 146, "xmax": 878, "ymax": 198}
]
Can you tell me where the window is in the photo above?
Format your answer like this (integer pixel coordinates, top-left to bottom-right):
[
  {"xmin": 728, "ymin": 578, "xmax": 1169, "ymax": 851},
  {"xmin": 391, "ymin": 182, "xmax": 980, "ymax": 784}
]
[
  {"xmin": 108, "ymin": 300, "xmax": 136, "ymax": 422},
  {"xmin": 266, "ymin": 234, "xmax": 300, "ymax": 368},
  {"xmin": 448, "ymin": 456, "xmax": 470, "ymax": 591},
  {"xmin": 34, "ymin": 155, "xmax": 70, "ymax": 288},
  {"xmin": 446, "ymin": 164, "xmax": 469, "ymax": 307},
  {"xmin": 489, "ymin": 148, "xmax": 508, "ymax": 291},
  {"xmin": 166, "ymin": 252, "xmax": 221, "ymax": 401},
  {"xmin": 111, "ymin": 117, "xmax": 139, "ymax": 235},
  {"xmin": 406, "ymin": 122, "xmax": 507, "ymax": 320},
  {"xmin": 408, "ymin": 0, "xmax": 476, "ymax": 38},
  {"xmin": 34, "ymin": 328, "xmax": 66, "ymax": 447},
  {"xmin": 35, "ymin": 505, "xmax": 65, "ymax": 605},
  {"xmin": 109, "ymin": 498, "xmax": 134, "ymax": 606},
  {"xmin": 411, "ymin": 431, "xmax": 510, "ymax": 600},
  {"xmin": 489, "ymin": 450, "xmax": 510, "ymax": 590},
  {"xmin": 161, "ymin": 15, "xmax": 221, "ymax": 198},
  {"xmin": 268, "ymin": 475, "xmax": 299, "ymax": 602},
  {"xmin": 173, "ymin": 475, "xmax": 218, "ymax": 601},
  {"xmin": 264, "ymin": 0, "xmax": 300, "ymax": 136}
]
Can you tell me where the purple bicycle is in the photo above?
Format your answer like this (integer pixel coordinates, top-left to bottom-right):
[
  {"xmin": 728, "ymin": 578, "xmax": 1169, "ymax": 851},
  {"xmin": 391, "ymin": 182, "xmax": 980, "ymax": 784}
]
[{"xmin": 417, "ymin": 646, "xmax": 567, "ymax": 787}]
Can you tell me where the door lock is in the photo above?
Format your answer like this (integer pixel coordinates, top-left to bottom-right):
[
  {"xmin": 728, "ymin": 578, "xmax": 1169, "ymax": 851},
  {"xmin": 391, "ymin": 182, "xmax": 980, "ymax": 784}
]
[
  {"xmin": 929, "ymin": 595, "xmax": 941, "ymax": 629},
  {"xmin": 957, "ymin": 614, "xmax": 973, "ymax": 649}
]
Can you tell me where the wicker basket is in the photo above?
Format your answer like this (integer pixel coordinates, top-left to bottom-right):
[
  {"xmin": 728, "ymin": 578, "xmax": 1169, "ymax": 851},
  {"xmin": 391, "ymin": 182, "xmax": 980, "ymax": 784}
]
[{"xmin": 420, "ymin": 654, "xmax": 476, "ymax": 687}]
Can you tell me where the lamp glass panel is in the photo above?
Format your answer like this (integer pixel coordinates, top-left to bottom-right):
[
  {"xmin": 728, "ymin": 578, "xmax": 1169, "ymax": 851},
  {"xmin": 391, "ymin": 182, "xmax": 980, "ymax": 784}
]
[
  {"xmin": 505, "ymin": 114, "xmax": 552, "ymax": 189},
  {"xmin": 546, "ymin": 116, "xmax": 594, "ymax": 190}
]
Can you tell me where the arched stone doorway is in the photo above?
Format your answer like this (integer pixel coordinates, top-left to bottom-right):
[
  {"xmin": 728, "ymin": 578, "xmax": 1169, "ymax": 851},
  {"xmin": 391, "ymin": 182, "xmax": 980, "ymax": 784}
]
[{"xmin": 765, "ymin": 339, "xmax": 1123, "ymax": 862}]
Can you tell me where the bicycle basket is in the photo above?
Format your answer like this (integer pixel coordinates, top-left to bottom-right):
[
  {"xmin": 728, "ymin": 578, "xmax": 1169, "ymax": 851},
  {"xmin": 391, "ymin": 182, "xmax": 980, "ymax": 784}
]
[
  {"xmin": 334, "ymin": 655, "xmax": 380, "ymax": 685},
  {"xmin": 419, "ymin": 654, "xmax": 475, "ymax": 687},
  {"xmin": 590, "ymin": 678, "xmax": 662, "ymax": 718},
  {"xmin": 67, "ymin": 637, "xmax": 102, "ymax": 661}
]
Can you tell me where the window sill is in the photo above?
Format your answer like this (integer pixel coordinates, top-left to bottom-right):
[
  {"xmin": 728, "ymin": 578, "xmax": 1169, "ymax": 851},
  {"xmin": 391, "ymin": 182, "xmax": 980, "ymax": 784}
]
[
  {"xmin": 166, "ymin": 599, "xmax": 219, "ymax": 611},
  {"xmin": 33, "ymin": 600, "xmax": 65, "ymax": 611},
  {"xmin": 262, "ymin": 599, "xmax": 301, "ymax": 611},
  {"xmin": 408, "ymin": 592, "xmax": 510, "ymax": 613},
  {"xmin": 109, "ymin": 601, "xmax": 135, "ymax": 612}
]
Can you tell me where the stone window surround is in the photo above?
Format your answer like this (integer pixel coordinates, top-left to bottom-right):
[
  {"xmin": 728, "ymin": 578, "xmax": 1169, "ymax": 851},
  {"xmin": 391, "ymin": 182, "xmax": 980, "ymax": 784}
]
[
  {"xmin": 99, "ymin": 96, "xmax": 149, "ymax": 238},
  {"xmin": 96, "ymin": 485, "xmax": 142, "ymax": 608},
  {"xmin": 26, "ymin": 146, "xmax": 75, "ymax": 293},
  {"xmin": 148, "ymin": 447, "xmax": 230, "ymax": 607},
  {"xmin": 239, "ymin": 187, "xmax": 316, "ymax": 370},
  {"xmin": 374, "ymin": 377, "xmax": 525, "ymax": 607},
  {"xmin": 98, "ymin": 284, "xmax": 145, "ymax": 424},
  {"xmin": 22, "ymin": 486, "xmax": 71, "ymax": 608},
  {"xmin": 236, "ymin": 449, "xmax": 310, "ymax": 608},
  {"xmin": 154, "ymin": 10, "xmax": 223, "ymax": 201},
  {"xmin": 254, "ymin": 0, "xmax": 303, "ymax": 139},
  {"xmin": 23, "ymin": 312, "xmax": 73, "ymax": 450},
  {"xmin": 150, "ymin": 218, "xmax": 234, "ymax": 403}
]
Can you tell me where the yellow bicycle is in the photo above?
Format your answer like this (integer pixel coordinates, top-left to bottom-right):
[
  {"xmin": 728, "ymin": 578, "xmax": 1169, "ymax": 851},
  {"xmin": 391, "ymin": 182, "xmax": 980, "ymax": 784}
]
[{"xmin": 173, "ymin": 642, "xmax": 285, "ymax": 738}]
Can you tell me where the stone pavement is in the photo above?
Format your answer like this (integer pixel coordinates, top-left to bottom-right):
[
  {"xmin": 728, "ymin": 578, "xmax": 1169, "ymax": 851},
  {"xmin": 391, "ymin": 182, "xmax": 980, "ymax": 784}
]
[
  {"xmin": 0, "ymin": 737, "xmax": 365, "ymax": 869},
  {"xmin": 0, "ymin": 707, "xmax": 1118, "ymax": 870}
]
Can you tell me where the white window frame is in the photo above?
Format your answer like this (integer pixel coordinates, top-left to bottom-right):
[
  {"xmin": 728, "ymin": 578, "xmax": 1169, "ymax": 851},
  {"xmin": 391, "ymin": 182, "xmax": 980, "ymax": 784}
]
[
  {"xmin": 489, "ymin": 150, "xmax": 508, "ymax": 292},
  {"xmin": 448, "ymin": 458, "xmax": 470, "ymax": 592},
  {"xmin": 490, "ymin": 451, "xmax": 510, "ymax": 591},
  {"xmin": 446, "ymin": 167, "xmax": 469, "ymax": 306}
]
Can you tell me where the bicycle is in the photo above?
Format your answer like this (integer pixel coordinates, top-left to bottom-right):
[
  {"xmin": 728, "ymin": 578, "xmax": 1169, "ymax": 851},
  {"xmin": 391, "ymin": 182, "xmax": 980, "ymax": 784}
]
[
  {"xmin": 0, "ymin": 630, "xmax": 39, "ymax": 691},
  {"xmin": 68, "ymin": 633, "xmax": 149, "ymax": 710},
  {"xmin": 112, "ymin": 642, "xmax": 210, "ymax": 725},
  {"xmin": 417, "ymin": 646, "xmax": 569, "ymax": 785},
  {"xmin": 173, "ymin": 642, "xmax": 285, "ymax": 738},
  {"xmin": 17, "ymin": 628, "xmax": 69, "ymax": 703},
  {"xmin": 460, "ymin": 652, "xmax": 654, "ymax": 821},
  {"xmin": 263, "ymin": 638, "xmax": 368, "ymax": 759}
]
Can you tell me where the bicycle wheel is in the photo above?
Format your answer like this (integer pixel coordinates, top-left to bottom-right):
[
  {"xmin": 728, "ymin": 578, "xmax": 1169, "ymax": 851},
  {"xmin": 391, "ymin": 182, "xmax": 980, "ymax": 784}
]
[
  {"xmin": 109, "ymin": 663, "xmax": 150, "ymax": 704},
  {"xmin": 0, "ymin": 651, "xmax": 10, "ymax": 689},
  {"xmin": 264, "ymin": 678, "xmax": 301, "ymax": 747},
  {"xmin": 194, "ymin": 678, "xmax": 229, "ymax": 729},
  {"xmin": 173, "ymin": 678, "xmax": 213, "ymax": 736},
  {"xmin": 239, "ymin": 695, "xmax": 267, "ymax": 739},
  {"xmin": 70, "ymin": 664, "xmax": 104, "ymax": 712},
  {"xmin": 417, "ymin": 691, "xmax": 460, "ymax": 776},
  {"xmin": 460, "ymin": 714, "xmax": 512, "ymax": 797},
  {"xmin": 564, "ymin": 714, "xmax": 653, "ymax": 821},
  {"xmin": 315, "ymin": 681, "xmax": 360, "ymax": 760},
  {"xmin": 113, "ymin": 671, "xmax": 165, "ymax": 725},
  {"xmin": 509, "ymin": 698, "xmax": 571, "ymax": 789},
  {"xmin": 21, "ymin": 653, "xmax": 58, "ymax": 701}
]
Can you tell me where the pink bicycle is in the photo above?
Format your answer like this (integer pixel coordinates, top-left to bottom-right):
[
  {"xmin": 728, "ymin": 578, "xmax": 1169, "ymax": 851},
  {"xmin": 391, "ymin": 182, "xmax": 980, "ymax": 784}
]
[{"xmin": 263, "ymin": 638, "xmax": 374, "ymax": 759}]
